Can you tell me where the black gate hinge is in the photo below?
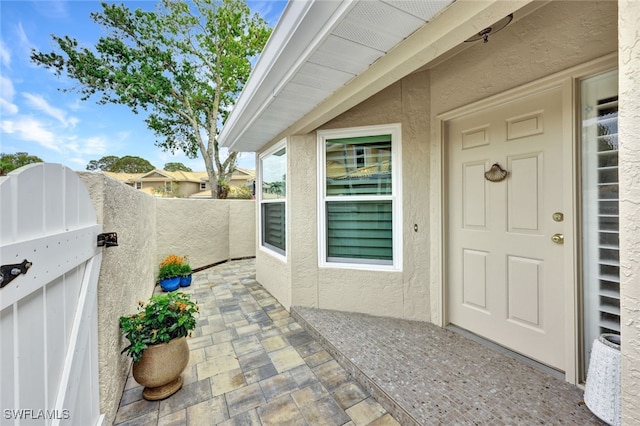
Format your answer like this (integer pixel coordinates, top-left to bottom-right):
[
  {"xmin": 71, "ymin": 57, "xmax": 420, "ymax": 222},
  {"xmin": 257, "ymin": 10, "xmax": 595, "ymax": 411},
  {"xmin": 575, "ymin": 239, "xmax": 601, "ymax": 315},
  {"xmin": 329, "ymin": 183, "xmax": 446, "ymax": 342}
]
[
  {"xmin": 97, "ymin": 232, "xmax": 118, "ymax": 247},
  {"xmin": 0, "ymin": 259, "xmax": 32, "ymax": 289}
]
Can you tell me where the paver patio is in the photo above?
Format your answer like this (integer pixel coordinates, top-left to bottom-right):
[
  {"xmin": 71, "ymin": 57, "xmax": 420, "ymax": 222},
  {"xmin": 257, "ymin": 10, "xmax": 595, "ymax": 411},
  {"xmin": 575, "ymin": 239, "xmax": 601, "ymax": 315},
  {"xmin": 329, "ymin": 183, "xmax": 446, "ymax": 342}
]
[
  {"xmin": 114, "ymin": 259, "xmax": 398, "ymax": 425},
  {"xmin": 115, "ymin": 258, "xmax": 603, "ymax": 425}
]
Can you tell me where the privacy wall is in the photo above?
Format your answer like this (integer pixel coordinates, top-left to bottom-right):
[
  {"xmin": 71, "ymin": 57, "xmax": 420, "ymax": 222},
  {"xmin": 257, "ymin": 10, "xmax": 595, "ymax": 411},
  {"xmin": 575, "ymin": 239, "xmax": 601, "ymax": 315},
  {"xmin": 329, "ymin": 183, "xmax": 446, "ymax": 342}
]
[{"xmin": 79, "ymin": 172, "xmax": 255, "ymax": 426}]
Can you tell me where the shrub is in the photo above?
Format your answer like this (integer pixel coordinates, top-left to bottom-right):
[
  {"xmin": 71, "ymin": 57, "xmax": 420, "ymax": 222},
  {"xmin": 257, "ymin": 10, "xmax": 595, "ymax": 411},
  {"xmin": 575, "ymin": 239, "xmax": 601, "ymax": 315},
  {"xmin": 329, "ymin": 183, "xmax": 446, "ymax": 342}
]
[{"xmin": 119, "ymin": 292, "xmax": 198, "ymax": 362}]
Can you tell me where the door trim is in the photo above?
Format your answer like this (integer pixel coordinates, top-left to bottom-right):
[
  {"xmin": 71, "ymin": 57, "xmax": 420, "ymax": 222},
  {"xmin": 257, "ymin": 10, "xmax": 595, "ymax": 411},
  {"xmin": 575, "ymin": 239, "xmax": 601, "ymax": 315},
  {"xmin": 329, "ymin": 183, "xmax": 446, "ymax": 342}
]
[{"xmin": 430, "ymin": 53, "xmax": 617, "ymax": 384}]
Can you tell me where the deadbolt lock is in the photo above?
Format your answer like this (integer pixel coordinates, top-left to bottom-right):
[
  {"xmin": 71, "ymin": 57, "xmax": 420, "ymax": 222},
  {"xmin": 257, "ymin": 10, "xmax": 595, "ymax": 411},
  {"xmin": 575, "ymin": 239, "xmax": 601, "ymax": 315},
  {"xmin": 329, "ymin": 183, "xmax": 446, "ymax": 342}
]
[
  {"xmin": 552, "ymin": 212, "xmax": 564, "ymax": 222},
  {"xmin": 551, "ymin": 233, "xmax": 564, "ymax": 244}
]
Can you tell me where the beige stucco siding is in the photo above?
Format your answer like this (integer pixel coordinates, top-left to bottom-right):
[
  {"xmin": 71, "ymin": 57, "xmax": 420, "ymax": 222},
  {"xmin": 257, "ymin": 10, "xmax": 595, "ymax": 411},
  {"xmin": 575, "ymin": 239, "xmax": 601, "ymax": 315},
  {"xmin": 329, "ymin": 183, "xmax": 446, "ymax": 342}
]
[
  {"xmin": 289, "ymin": 134, "xmax": 321, "ymax": 308},
  {"xmin": 277, "ymin": 72, "xmax": 432, "ymax": 321},
  {"xmin": 619, "ymin": 0, "xmax": 640, "ymax": 422},
  {"xmin": 431, "ymin": 1, "xmax": 618, "ymax": 115}
]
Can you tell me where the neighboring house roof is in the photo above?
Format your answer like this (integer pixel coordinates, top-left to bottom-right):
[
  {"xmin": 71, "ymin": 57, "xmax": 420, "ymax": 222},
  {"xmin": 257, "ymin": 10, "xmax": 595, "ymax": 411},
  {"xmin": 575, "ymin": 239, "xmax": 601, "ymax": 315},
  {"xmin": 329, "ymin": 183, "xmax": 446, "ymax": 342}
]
[
  {"xmin": 103, "ymin": 171, "xmax": 144, "ymax": 182},
  {"xmin": 219, "ymin": 0, "xmax": 539, "ymax": 153},
  {"xmin": 104, "ymin": 169, "xmax": 255, "ymax": 184}
]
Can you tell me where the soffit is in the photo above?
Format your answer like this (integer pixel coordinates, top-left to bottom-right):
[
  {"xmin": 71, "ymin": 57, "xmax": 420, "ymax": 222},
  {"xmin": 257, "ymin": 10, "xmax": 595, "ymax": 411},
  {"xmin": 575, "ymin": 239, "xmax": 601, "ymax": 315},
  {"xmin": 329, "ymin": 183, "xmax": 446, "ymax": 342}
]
[{"xmin": 219, "ymin": 0, "xmax": 454, "ymax": 152}]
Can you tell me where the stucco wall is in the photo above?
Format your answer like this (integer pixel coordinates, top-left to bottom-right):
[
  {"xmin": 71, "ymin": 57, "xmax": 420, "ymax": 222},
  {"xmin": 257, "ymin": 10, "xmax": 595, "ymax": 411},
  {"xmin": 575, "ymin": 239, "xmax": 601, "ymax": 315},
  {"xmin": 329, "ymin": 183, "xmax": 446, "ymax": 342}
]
[
  {"xmin": 79, "ymin": 173, "xmax": 255, "ymax": 425},
  {"xmin": 155, "ymin": 198, "xmax": 255, "ymax": 268},
  {"xmin": 273, "ymin": 71, "xmax": 432, "ymax": 321},
  {"xmin": 289, "ymin": 134, "xmax": 320, "ymax": 308},
  {"xmin": 78, "ymin": 172, "xmax": 157, "ymax": 426},
  {"xmin": 156, "ymin": 198, "xmax": 229, "ymax": 268},
  {"xmin": 618, "ymin": 0, "xmax": 640, "ymax": 422},
  {"xmin": 430, "ymin": 1, "xmax": 617, "ymax": 115},
  {"xmin": 230, "ymin": 200, "xmax": 257, "ymax": 259}
]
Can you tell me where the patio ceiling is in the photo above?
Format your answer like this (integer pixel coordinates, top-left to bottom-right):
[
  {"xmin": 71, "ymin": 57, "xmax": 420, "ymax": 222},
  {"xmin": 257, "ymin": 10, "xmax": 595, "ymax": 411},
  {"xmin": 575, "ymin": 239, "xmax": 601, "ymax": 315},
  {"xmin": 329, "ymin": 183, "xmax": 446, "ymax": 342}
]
[{"xmin": 219, "ymin": 0, "xmax": 537, "ymax": 153}]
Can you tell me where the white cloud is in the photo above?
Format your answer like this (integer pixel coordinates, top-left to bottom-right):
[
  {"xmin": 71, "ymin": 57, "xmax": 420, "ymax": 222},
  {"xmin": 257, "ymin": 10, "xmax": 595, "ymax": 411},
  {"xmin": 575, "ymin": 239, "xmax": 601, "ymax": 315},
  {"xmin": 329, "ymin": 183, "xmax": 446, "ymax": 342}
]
[
  {"xmin": 23, "ymin": 93, "xmax": 78, "ymax": 128},
  {"xmin": 66, "ymin": 135, "xmax": 108, "ymax": 156},
  {"xmin": 0, "ymin": 76, "xmax": 18, "ymax": 117},
  {"xmin": 0, "ymin": 76, "xmax": 18, "ymax": 115},
  {"xmin": 0, "ymin": 40, "xmax": 10, "ymax": 68},
  {"xmin": 0, "ymin": 116, "xmax": 61, "ymax": 152},
  {"xmin": 16, "ymin": 22, "xmax": 35, "ymax": 52}
]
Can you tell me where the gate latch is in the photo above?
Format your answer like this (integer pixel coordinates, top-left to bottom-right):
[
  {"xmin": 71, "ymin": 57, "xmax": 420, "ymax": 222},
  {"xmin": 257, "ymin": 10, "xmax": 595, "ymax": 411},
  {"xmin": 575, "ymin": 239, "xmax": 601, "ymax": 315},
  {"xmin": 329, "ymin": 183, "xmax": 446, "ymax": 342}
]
[
  {"xmin": 97, "ymin": 232, "xmax": 118, "ymax": 247},
  {"xmin": 0, "ymin": 259, "xmax": 32, "ymax": 289}
]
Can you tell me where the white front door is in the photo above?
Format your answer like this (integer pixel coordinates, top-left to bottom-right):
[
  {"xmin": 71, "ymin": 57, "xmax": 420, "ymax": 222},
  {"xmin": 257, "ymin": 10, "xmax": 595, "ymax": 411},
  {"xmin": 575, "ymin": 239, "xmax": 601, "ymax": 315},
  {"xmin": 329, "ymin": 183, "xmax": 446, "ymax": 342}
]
[{"xmin": 446, "ymin": 87, "xmax": 567, "ymax": 370}]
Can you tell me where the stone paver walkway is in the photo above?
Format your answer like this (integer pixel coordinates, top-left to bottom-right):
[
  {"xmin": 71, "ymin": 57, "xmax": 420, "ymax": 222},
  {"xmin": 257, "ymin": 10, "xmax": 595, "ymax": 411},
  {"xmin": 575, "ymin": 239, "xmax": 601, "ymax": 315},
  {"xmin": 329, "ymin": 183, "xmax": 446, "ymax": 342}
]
[
  {"xmin": 115, "ymin": 258, "xmax": 603, "ymax": 425},
  {"xmin": 114, "ymin": 259, "xmax": 399, "ymax": 425}
]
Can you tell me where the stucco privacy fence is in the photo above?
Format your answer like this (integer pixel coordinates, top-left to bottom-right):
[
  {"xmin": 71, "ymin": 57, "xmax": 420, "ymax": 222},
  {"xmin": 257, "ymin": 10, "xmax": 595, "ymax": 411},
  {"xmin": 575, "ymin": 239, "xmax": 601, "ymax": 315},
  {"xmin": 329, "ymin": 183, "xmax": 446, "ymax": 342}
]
[{"xmin": 78, "ymin": 172, "xmax": 255, "ymax": 426}]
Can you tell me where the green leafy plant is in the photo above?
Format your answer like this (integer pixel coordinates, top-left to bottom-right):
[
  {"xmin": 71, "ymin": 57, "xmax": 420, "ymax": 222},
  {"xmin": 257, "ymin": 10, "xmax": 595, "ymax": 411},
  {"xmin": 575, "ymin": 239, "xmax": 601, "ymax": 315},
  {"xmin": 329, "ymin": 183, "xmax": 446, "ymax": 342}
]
[
  {"xmin": 179, "ymin": 256, "xmax": 193, "ymax": 277},
  {"xmin": 158, "ymin": 254, "xmax": 185, "ymax": 280},
  {"xmin": 119, "ymin": 292, "xmax": 198, "ymax": 362}
]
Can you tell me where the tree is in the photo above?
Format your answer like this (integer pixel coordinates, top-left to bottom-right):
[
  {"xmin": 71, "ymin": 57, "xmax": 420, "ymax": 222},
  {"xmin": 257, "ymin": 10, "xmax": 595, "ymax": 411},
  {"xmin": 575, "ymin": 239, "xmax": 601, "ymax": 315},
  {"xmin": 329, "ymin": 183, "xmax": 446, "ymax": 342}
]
[
  {"xmin": 86, "ymin": 155, "xmax": 119, "ymax": 171},
  {"xmin": 31, "ymin": 0, "xmax": 272, "ymax": 198},
  {"xmin": 164, "ymin": 162, "xmax": 192, "ymax": 172},
  {"xmin": 86, "ymin": 155, "xmax": 155, "ymax": 172},
  {"xmin": 0, "ymin": 152, "xmax": 43, "ymax": 175},
  {"xmin": 109, "ymin": 156, "xmax": 155, "ymax": 173}
]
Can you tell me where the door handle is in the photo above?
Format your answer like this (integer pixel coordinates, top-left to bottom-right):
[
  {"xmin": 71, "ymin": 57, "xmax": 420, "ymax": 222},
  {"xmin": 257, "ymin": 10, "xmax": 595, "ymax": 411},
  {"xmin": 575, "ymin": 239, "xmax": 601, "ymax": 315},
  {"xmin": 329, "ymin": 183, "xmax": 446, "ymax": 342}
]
[{"xmin": 551, "ymin": 234, "xmax": 564, "ymax": 244}]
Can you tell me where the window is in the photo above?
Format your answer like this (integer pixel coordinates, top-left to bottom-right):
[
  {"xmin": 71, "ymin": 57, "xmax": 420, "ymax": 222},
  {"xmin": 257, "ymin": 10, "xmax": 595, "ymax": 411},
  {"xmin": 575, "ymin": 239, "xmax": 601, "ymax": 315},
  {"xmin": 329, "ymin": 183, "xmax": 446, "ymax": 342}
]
[
  {"xmin": 164, "ymin": 182, "xmax": 173, "ymax": 193},
  {"xmin": 580, "ymin": 70, "xmax": 619, "ymax": 374},
  {"xmin": 200, "ymin": 182, "xmax": 206, "ymax": 190},
  {"xmin": 135, "ymin": 182, "xmax": 142, "ymax": 190},
  {"xmin": 318, "ymin": 124, "xmax": 402, "ymax": 269},
  {"xmin": 259, "ymin": 142, "xmax": 286, "ymax": 256}
]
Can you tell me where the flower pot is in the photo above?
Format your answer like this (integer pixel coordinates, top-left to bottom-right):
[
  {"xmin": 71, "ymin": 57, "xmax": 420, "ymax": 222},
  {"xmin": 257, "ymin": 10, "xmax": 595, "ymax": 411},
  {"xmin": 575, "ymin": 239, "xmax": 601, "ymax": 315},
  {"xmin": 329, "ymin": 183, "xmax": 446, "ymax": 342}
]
[
  {"xmin": 584, "ymin": 333, "xmax": 621, "ymax": 426},
  {"xmin": 160, "ymin": 277, "xmax": 180, "ymax": 292},
  {"xmin": 132, "ymin": 336, "xmax": 190, "ymax": 400},
  {"xmin": 179, "ymin": 274, "xmax": 192, "ymax": 287}
]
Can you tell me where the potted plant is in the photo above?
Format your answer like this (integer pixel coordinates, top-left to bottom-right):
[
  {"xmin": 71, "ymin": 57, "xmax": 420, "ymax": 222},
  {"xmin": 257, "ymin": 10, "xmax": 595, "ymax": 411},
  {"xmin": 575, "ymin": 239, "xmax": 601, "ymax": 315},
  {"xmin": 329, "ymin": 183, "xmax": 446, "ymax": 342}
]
[
  {"xmin": 158, "ymin": 254, "xmax": 184, "ymax": 291},
  {"xmin": 179, "ymin": 258, "xmax": 193, "ymax": 287},
  {"xmin": 119, "ymin": 292, "xmax": 198, "ymax": 400}
]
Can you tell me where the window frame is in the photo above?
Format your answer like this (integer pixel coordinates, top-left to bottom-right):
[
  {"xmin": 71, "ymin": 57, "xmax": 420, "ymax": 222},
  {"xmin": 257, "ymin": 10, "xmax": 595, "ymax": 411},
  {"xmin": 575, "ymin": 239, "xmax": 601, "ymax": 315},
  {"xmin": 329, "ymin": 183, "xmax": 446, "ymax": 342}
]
[
  {"xmin": 317, "ymin": 124, "xmax": 402, "ymax": 271},
  {"xmin": 258, "ymin": 140, "xmax": 287, "ymax": 260},
  {"xmin": 200, "ymin": 181, "xmax": 206, "ymax": 191}
]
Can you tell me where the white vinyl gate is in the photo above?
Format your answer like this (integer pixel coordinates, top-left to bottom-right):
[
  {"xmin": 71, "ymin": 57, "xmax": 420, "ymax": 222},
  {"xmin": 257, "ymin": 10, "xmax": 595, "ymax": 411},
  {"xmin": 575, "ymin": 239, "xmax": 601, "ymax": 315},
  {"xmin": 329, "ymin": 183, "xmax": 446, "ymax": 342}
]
[{"xmin": 0, "ymin": 164, "xmax": 103, "ymax": 425}]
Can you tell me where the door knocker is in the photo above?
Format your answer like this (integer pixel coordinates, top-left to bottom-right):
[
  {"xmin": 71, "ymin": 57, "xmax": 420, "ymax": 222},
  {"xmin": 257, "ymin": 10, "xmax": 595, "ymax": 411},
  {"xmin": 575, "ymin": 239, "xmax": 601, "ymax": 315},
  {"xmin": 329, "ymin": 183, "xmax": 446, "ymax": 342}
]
[{"xmin": 484, "ymin": 163, "xmax": 508, "ymax": 182}]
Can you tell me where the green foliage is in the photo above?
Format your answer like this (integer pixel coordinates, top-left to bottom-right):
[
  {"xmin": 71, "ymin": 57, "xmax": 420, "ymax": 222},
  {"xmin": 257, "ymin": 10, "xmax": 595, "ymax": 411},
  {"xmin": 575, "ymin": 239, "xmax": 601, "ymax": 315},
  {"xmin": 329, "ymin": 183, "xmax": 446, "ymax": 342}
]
[
  {"xmin": 86, "ymin": 155, "xmax": 154, "ymax": 172},
  {"xmin": 164, "ymin": 162, "xmax": 192, "ymax": 172},
  {"xmin": 158, "ymin": 254, "xmax": 186, "ymax": 280},
  {"xmin": 0, "ymin": 152, "xmax": 44, "ymax": 175},
  {"xmin": 179, "ymin": 262, "xmax": 192, "ymax": 277},
  {"xmin": 110, "ymin": 155, "xmax": 155, "ymax": 173},
  {"xmin": 119, "ymin": 292, "xmax": 198, "ymax": 362},
  {"xmin": 228, "ymin": 185, "xmax": 253, "ymax": 199},
  {"xmin": 31, "ymin": 0, "xmax": 272, "ymax": 198},
  {"xmin": 86, "ymin": 155, "xmax": 119, "ymax": 171},
  {"xmin": 152, "ymin": 181, "xmax": 181, "ymax": 197}
]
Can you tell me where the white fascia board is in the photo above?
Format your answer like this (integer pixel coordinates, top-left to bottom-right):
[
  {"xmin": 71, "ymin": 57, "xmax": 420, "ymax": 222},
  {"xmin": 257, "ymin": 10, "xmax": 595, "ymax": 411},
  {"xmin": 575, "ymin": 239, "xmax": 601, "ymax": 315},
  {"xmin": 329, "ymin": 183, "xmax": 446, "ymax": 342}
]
[
  {"xmin": 219, "ymin": 0, "xmax": 355, "ymax": 152},
  {"xmin": 286, "ymin": 0, "xmax": 539, "ymax": 137}
]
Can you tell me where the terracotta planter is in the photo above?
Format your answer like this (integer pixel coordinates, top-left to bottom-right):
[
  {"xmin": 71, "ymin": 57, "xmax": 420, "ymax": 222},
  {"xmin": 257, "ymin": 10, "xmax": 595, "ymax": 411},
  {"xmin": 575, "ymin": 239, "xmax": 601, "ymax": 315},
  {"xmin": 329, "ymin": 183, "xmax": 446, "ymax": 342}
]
[{"xmin": 132, "ymin": 336, "xmax": 190, "ymax": 400}]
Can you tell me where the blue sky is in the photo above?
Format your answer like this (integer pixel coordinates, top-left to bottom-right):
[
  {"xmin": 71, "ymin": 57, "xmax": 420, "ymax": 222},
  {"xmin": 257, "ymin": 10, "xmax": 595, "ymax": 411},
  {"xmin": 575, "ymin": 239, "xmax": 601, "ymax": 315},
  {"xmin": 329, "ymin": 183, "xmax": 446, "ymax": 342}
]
[{"xmin": 0, "ymin": 0, "xmax": 287, "ymax": 172}]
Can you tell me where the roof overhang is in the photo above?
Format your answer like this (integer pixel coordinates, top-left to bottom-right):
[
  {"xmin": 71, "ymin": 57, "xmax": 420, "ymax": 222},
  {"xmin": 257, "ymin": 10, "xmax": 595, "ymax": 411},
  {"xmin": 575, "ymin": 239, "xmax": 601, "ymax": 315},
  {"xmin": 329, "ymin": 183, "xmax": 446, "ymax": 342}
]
[{"xmin": 219, "ymin": 0, "xmax": 540, "ymax": 153}]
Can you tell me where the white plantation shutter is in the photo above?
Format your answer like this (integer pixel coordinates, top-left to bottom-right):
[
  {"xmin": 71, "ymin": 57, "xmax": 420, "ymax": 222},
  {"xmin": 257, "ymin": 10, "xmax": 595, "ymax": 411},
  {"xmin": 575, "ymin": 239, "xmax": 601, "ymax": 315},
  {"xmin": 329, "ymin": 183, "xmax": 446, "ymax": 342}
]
[{"xmin": 581, "ymin": 70, "xmax": 619, "ymax": 373}]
